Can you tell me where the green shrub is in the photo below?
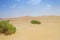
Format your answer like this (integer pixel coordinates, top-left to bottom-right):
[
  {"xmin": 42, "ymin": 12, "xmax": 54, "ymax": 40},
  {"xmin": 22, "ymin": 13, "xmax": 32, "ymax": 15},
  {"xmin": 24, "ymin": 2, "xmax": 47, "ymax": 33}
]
[
  {"xmin": 31, "ymin": 20, "xmax": 41, "ymax": 24},
  {"xmin": 0, "ymin": 20, "xmax": 16, "ymax": 35}
]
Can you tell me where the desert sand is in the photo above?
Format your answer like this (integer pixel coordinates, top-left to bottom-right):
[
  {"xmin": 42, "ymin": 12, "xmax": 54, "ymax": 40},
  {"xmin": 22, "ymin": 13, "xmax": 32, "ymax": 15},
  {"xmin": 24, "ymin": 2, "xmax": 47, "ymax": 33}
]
[{"xmin": 0, "ymin": 16, "xmax": 60, "ymax": 40}]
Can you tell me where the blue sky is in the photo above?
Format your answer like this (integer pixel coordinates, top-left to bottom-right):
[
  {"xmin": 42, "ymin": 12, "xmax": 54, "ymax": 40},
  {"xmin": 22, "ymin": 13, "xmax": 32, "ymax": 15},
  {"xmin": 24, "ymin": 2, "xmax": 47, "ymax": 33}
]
[{"xmin": 0, "ymin": 0, "xmax": 60, "ymax": 18}]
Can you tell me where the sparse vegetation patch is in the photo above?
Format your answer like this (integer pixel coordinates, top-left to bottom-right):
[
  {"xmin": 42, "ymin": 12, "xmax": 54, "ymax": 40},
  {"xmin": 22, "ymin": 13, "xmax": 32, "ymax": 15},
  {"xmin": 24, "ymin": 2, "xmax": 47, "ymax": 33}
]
[
  {"xmin": 0, "ymin": 20, "xmax": 16, "ymax": 35},
  {"xmin": 31, "ymin": 20, "xmax": 41, "ymax": 24}
]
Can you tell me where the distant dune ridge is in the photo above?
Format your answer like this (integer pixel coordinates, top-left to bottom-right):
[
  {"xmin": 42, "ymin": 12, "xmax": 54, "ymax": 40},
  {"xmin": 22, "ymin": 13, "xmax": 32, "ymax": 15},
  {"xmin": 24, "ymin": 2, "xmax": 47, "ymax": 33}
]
[{"xmin": 0, "ymin": 16, "xmax": 60, "ymax": 40}]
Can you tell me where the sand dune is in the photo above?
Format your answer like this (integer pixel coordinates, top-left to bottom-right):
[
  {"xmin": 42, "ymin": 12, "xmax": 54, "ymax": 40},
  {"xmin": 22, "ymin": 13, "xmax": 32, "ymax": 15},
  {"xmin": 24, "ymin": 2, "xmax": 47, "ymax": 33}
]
[{"xmin": 0, "ymin": 16, "xmax": 60, "ymax": 40}]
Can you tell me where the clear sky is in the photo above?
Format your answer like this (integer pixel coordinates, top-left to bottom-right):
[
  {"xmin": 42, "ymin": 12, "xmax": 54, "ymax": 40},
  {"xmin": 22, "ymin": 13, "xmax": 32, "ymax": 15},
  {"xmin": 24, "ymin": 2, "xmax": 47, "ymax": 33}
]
[{"xmin": 0, "ymin": 0, "xmax": 60, "ymax": 18}]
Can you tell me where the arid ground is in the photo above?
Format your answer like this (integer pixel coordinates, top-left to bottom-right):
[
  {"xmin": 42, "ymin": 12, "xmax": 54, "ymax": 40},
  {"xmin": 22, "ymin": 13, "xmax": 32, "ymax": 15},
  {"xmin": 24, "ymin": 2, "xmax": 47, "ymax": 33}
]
[{"xmin": 0, "ymin": 16, "xmax": 60, "ymax": 40}]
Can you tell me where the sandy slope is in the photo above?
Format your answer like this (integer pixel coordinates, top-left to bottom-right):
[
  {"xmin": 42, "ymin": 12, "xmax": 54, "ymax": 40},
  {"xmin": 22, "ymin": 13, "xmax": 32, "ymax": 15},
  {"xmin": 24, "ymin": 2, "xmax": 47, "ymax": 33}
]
[{"xmin": 0, "ymin": 16, "xmax": 60, "ymax": 40}]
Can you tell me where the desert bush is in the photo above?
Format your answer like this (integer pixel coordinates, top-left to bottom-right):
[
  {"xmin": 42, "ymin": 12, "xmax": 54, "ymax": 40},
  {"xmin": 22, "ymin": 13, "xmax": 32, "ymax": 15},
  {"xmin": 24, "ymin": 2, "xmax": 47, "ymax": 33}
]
[
  {"xmin": 31, "ymin": 20, "xmax": 41, "ymax": 24},
  {"xmin": 0, "ymin": 20, "xmax": 16, "ymax": 35}
]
